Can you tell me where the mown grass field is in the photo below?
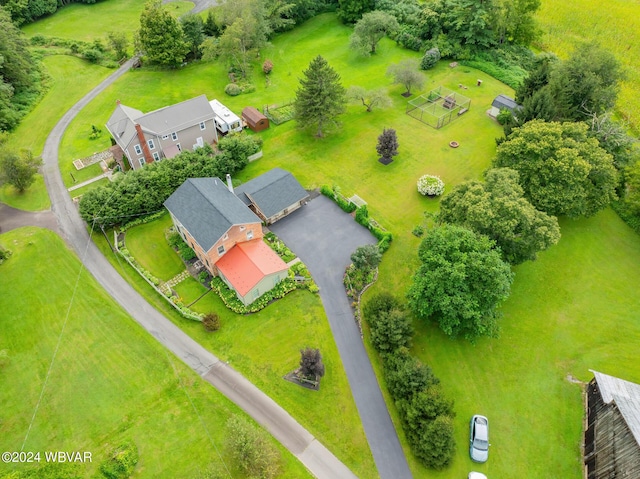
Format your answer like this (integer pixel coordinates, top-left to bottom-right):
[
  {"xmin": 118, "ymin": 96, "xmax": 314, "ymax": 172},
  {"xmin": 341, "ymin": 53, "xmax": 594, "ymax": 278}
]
[
  {"xmin": 8, "ymin": 5, "xmax": 640, "ymax": 479},
  {"xmin": 21, "ymin": 0, "xmax": 193, "ymax": 42},
  {"xmin": 0, "ymin": 227, "xmax": 313, "ymax": 479},
  {"xmin": 535, "ymin": 0, "xmax": 640, "ymax": 130},
  {"xmin": 119, "ymin": 214, "xmax": 379, "ymax": 478}
]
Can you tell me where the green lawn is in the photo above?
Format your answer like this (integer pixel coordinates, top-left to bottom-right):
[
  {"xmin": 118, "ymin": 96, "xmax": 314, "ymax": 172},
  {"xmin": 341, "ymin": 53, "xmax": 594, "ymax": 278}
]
[
  {"xmin": 123, "ymin": 219, "xmax": 379, "ymax": 478},
  {"xmin": 0, "ymin": 227, "xmax": 312, "ymax": 479},
  {"xmin": 1, "ymin": 56, "xmax": 112, "ymax": 211},
  {"xmin": 125, "ymin": 212, "xmax": 185, "ymax": 281},
  {"xmin": 14, "ymin": 8, "xmax": 640, "ymax": 479},
  {"xmin": 0, "ymin": 175, "xmax": 50, "ymax": 211},
  {"xmin": 21, "ymin": 0, "xmax": 194, "ymax": 43},
  {"xmin": 536, "ymin": 0, "xmax": 640, "ymax": 130}
]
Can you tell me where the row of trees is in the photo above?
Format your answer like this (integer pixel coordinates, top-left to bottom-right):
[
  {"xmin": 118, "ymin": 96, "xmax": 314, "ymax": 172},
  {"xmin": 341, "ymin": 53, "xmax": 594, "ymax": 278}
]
[
  {"xmin": 338, "ymin": 0, "xmax": 541, "ymax": 51},
  {"xmin": 0, "ymin": 7, "xmax": 42, "ymax": 132},
  {"xmin": 0, "ymin": 0, "xmax": 97, "ymax": 26},
  {"xmin": 79, "ymin": 134, "xmax": 260, "ymax": 228},
  {"xmin": 363, "ymin": 293, "xmax": 456, "ymax": 469}
]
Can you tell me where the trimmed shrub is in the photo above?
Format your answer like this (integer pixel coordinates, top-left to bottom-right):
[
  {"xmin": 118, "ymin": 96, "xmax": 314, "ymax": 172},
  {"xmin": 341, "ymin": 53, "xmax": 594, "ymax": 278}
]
[
  {"xmin": 355, "ymin": 205, "xmax": 369, "ymax": 226},
  {"xmin": 417, "ymin": 175, "xmax": 445, "ymax": 196},
  {"xmin": 420, "ymin": 47, "xmax": 441, "ymax": 70},
  {"xmin": 383, "ymin": 350, "xmax": 438, "ymax": 400},
  {"xmin": 202, "ymin": 312, "xmax": 221, "ymax": 331},
  {"xmin": 225, "ymin": 83, "xmax": 242, "ymax": 96}
]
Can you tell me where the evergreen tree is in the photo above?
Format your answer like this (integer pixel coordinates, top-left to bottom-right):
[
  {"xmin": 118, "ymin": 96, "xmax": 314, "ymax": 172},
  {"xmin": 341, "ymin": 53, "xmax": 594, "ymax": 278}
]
[
  {"xmin": 136, "ymin": 1, "xmax": 189, "ymax": 67},
  {"xmin": 203, "ymin": 9, "xmax": 221, "ymax": 36},
  {"xmin": 180, "ymin": 13, "xmax": 205, "ymax": 59},
  {"xmin": 376, "ymin": 128, "xmax": 399, "ymax": 163},
  {"xmin": 294, "ymin": 55, "xmax": 346, "ymax": 137}
]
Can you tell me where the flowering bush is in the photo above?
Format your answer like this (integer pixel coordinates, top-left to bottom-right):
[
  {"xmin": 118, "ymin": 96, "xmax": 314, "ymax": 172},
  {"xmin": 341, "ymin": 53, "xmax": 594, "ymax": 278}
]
[{"xmin": 417, "ymin": 175, "xmax": 445, "ymax": 196}]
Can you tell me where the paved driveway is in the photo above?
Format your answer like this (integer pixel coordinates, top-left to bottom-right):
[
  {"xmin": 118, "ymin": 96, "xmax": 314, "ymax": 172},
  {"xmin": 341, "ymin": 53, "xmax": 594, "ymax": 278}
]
[{"xmin": 270, "ymin": 195, "xmax": 413, "ymax": 479}]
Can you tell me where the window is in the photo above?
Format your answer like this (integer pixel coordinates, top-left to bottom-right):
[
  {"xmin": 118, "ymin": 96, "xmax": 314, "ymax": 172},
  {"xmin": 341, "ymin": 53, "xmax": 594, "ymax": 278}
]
[
  {"xmin": 171, "ymin": 132, "xmax": 178, "ymax": 141},
  {"xmin": 217, "ymin": 245, "xmax": 225, "ymax": 255},
  {"xmin": 162, "ymin": 134, "xmax": 169, "ymax": 140},
  {"xmin": 223, "ymin": 233, "xmax": 229, "ymax": 240},
  {"xmin": 246, "ymin": 230, "xmax": 253, "ymax": 240},
  {"xmin": 134, "ymin": 144, "xmax": 142, "ymax": 155},
  {"xmin": 147, "ymin": 139, "xmax": 155, "ymax": 150},
  {"xmin": 152, "ymin": 152, "xmax": 160, "ymax": 161},
  {"xmin": 176, "ymin": 143, "xmax": 182, "ymax": 152},
  {"xmin": 199, "ymin": 121, "xmax": 206, "ymax": 130},
  {"xmin": 138, "ymin": 157, "xmax": 145, "ymax": 167}
]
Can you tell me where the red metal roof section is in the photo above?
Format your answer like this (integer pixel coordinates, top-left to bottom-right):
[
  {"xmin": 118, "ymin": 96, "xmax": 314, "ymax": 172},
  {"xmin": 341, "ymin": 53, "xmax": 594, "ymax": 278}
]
[{"xmin": 215, "ymin": 239, "xmax": 288, "ymax": 297}]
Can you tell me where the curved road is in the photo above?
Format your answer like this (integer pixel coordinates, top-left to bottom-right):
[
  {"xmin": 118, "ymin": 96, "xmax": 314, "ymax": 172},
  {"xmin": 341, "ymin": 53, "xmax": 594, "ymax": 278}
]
[{"xmin": 37, "ymin": 58, "xmax": 357, "ymax": 479}]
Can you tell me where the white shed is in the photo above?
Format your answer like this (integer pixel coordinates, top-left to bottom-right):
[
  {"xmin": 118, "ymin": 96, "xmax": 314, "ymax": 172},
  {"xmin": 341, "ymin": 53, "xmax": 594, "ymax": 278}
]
[{"xmin": 209, "ymin": 99, "xmax": 243, "ymax": 134}]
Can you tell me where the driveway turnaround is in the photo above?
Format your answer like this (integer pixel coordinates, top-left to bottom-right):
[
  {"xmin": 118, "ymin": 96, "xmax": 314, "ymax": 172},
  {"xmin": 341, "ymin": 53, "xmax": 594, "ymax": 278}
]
[
  {"xmin": 270, "ymin": 196, "xmax": 413, "ymax": 479},
  {"xmin": 0, "ymin": 203, "xmax": 59, "ymax": 234},
  {"xmin": 37, "ymin": 59, "xmax": 357, "ymax": 479}
]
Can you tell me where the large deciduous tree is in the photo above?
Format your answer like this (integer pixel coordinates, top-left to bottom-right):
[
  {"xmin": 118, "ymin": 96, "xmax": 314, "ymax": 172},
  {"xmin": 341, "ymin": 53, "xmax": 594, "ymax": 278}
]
[
  {"xmin": 337, "ymin": 0, "xmax": 375, "ymax": 24},
  {"xmin": 438, "ymin": 168, "xmax": 561, "ymax": 264},
  {"xmin": 386, "ymin": 59, "xmax": 425, "ymax": 96},
  {"xmin": 137, "ymin": 1, "xmax": 188, "ymax": 67},
  {"xmin": 294, "ymin": 55, "xmax": 346, "ymax": 137},
  {"xmin": 0, "ymin": 148, "xmax": 42, "ymax": 193},
  {"xmin": 494, "ymin": 120, "xmax": 618, "ymax": 218},
  {"xmin": 407, "ymin": 225, "xmax": 514, "ymax": 341},
  {"xmin": 349, "ymin": 10, "xmax": 399, "ymax": 55}
]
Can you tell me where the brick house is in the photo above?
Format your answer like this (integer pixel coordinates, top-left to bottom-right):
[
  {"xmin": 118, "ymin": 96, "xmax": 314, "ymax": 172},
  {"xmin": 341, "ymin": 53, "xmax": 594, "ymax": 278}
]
[
  {"xmin": 164, "ymin": 176, "xmax": 289, "ymax": 306},
  {"xmin": 106, "ymin": 94, "xmax": 218, "ymax": 171}
]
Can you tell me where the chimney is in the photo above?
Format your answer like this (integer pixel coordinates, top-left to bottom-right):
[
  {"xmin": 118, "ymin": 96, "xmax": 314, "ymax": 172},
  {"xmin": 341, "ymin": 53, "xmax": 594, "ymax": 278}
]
[
  {"xmin": 134, "ymin": 123, "xmax": 154, "ymax": 165},
  {"xmin": 226, "ymin": 174, "xmax": 234, "ymax": 194}
]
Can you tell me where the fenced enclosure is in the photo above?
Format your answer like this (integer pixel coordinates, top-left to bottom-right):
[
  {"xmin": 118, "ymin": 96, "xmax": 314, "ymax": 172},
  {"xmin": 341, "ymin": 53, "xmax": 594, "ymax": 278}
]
[
  {"xmin": 263, "ymin": 100, "xmax": 295, "ymax": 125},
  {"xmin": 406, "ymin": 86, "xmax": 471, "ymax": 129}
]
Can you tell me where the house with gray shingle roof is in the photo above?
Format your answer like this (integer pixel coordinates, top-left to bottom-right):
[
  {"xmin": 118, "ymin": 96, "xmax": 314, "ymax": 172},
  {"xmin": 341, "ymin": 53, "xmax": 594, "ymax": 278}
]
[
  {"xmin": 584, "ymin": 370, "xmax": 640, "ymax": 479},
  {"xmin": 164, "ymin": 172, "xmax": 306, "ymax": 306},
  {"xmin": 106, "ymin": 95, "xmax": 218, "ymax": 171},
  {"xmin": 235, "ymin": 168, "xmax": 309, "ymax": 225}
]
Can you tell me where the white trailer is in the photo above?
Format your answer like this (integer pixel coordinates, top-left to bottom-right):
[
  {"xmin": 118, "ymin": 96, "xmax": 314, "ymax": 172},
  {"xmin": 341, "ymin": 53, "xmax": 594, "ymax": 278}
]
[{"xmin": 209, "ymin": 99, "xmax": 243, "ymax": 134}]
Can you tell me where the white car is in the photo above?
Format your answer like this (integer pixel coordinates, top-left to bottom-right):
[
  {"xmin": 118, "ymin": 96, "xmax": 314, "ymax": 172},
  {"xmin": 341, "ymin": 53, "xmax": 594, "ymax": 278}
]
[
  {"xmin": 470, "ymin": 414, "xmax": 490, "ymax": 462},
  {"xmin": 469, "ymin": 473, "xmax": 487, "ymax": 479}
]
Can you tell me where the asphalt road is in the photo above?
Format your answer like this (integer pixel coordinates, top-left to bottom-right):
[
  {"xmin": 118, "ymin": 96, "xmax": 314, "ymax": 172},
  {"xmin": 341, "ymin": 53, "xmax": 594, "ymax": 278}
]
[
  {"xmin": 34, "ymin": 58, "xmax": 357, "ymax": 479},
  {"xmin": 271, "ymin": 196, "xmax": 414, "ymax": 479}
]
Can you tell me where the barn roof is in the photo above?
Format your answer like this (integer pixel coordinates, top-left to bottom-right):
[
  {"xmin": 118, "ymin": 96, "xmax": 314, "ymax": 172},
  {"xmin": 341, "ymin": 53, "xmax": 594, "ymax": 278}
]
[
  {"xmin": 591, "ymin": 370, "xmax": 640, "ymax": 447},
  {"xmin": 164, "ymin": 178, "xmax": 260, "ymax": 252},
  {"xmin": 491, "ymin": 94, "xmax": 521, "ymax": 112},
  {"xmin": 242, "ymin": 106, "xmax": 267, "ymax": 125}
]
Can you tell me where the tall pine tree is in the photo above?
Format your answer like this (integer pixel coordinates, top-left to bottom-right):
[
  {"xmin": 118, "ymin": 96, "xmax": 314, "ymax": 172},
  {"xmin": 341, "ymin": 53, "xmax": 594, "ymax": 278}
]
[{"xmin": 294, "ymin": 56, "xmax": 346, "ymax": 137}]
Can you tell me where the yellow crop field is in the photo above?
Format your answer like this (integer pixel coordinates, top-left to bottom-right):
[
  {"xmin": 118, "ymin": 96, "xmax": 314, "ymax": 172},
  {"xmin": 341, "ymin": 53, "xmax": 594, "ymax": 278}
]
[{"xmin": 536, "ymin": 0, "xmax": 640, "ymax": 130}]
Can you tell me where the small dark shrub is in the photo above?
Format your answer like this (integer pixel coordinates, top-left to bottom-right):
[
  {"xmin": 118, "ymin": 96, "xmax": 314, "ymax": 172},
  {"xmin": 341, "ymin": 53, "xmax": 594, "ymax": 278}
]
[
  {"xmin": 299, "ymin": 347, "xmax": 325, "ymax": 379},
  {"xmin": 99, "ymin": 441, "xmax": 138, "ymax": 479},
  {"xmin": 202, "ymin": 312, "xmax": 221, "ymax": 331},
  {"xmin": 198, "ymin": 271, "xmax": 209, "ymax": 284},
  {"xmin": 412, "ymin": 225, "xmax": 424, "ymax": 237}
]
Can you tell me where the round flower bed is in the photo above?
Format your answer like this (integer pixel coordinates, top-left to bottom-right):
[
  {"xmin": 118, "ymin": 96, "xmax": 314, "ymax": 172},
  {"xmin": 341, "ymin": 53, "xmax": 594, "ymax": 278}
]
[{"xmin": 417, "ymin": 174, "xmax": 445, "ymax": 197}]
